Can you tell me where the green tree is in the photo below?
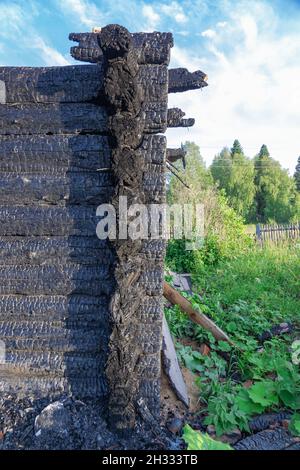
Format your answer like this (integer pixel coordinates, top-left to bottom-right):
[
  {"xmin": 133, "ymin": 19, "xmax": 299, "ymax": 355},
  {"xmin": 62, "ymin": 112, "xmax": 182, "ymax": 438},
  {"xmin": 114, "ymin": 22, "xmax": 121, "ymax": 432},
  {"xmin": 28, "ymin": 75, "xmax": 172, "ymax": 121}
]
[
  {"xmin": 294, "ymin": 156, "xmax": 300, "ymax": 192},
  {"xmin": 254, "ymin": 147, "xmax": 299, "ymax": 223},
  {"xmin": 231, "ymin": 139, "xmax": 243, "ymax": 158},
  {"xmin": 168, "ymin": 141, "xmax": 212, "ymax": 205},
  {"xmin": 211, "ymin": 142, "xmax": 255, "ymax": 220},
  {"xmin": 254, "ymin": 144, "xmax": 271, "ymax": 221},
  {"xmin": 210, "ymin": 147, "xmax": 232, "ymax": 189}
]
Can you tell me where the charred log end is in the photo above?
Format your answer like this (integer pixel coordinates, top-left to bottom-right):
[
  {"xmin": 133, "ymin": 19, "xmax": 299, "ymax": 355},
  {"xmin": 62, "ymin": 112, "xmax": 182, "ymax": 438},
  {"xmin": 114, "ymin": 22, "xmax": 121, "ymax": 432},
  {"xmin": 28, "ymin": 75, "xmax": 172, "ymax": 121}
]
[
  {"xmin": 167, "ymin": 108, "xmax": 195, "ymax": 128},
  {"xmin": 168, "ymin": 68, "xmax": 208, "ymax": 93}
]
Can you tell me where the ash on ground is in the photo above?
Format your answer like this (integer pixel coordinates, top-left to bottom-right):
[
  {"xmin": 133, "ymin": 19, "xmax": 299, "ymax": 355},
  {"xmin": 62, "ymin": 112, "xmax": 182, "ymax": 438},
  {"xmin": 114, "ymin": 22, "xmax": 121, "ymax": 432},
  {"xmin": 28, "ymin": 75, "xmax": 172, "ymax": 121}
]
[{"xmin": 0, "ymin": 393, "xmax": 181, "ymax": 450}]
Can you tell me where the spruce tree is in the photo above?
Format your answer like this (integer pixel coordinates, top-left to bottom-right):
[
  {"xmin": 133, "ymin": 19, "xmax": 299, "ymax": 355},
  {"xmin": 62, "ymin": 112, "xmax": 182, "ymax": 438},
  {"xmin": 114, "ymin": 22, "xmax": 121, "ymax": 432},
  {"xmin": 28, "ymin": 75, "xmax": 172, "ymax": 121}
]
[
  {"xmin": 230, "ymin": 139, "xmax": 243, "ymax": 158},
  {"xmin": 211, "ymin": 146, "xmax": 255, "ymax": 220},
  {"xmin": 254, "ymin": 145, "xmax": 271, "ymax": 221},
  {"xmin": 294, "ymin": 156, "xmax": 300, "ymax": 192},
  {"xmin": 258, "ymin": 144, "xmax": 270, "ymax": 158}
]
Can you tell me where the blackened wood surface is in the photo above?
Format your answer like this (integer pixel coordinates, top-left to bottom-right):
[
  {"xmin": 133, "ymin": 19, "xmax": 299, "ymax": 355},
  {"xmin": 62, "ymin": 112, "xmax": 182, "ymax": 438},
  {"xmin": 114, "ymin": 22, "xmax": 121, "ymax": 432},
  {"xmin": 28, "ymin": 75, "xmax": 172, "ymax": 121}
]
[
  {"xmin": 0, "ymin": 134, "xmax": 164, "ymax": 172},
  {"xmin": 167, "ymin": 108, "xmax": 195, "ymax": 128},
  {"xmin": 0, "ymin": 65, "xmax": 168, "ymax": 103},
  {"xmin": 168, "ymin": 68, "xmax": 208, "ymax": 93},
  {"xmin": 69, "ymin": 31, "xmax": 173, "ymax": 65},
  {"xmin": 0, "ymin": 28, "xmax": 168, "ymax": 413},
  {"xmin": 0, "ymin": 102, "xmax": 167, "ymax": 134}
]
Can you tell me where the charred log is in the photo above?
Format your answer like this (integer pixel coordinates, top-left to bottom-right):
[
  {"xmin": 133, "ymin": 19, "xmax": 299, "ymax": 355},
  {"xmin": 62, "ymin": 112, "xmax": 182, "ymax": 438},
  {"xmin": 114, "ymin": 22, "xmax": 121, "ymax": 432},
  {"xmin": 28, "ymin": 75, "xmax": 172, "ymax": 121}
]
[
  {"xmin": 69, "ymin": 30, "xmax": 173, "ymax": 65},
  {"xmin": 168, "ymin": 68, "xmax": 208, "ymax": 93},
  {"xmin": 167, "ymin": 108, "xmax": 195, "ymax": 128}
]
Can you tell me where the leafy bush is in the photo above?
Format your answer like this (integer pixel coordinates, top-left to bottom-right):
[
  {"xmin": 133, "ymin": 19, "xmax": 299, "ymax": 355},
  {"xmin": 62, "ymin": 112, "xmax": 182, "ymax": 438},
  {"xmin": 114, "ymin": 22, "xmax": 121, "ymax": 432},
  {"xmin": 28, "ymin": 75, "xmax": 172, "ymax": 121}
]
[
  {"xmin": 166, "ymin": 245, "xmax": 300, "ymax": 437},
  {"xmin": 166, "ymin": 192, "xmax": 253, "ymax": 274},
  {"xmin": 182, "ymin": 424, "xmax": 233, "ymax": 450}
]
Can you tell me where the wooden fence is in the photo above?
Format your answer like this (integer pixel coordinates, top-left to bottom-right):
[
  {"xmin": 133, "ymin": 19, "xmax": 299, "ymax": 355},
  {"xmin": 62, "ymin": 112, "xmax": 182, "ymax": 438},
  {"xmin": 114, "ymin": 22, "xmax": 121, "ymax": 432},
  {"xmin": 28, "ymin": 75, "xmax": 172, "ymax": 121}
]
[{"xmin": 256, "ymin": 223, "xmax": 300, "ymax": 245}]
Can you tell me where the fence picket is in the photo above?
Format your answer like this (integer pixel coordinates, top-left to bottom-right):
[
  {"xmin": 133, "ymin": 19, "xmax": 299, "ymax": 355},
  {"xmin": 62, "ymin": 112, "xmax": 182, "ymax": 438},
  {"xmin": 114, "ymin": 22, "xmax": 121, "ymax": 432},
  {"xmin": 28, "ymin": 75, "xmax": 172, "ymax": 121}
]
[{"xmin": 256, "ymin": 222, "xmax": 299, "ymax": 246}]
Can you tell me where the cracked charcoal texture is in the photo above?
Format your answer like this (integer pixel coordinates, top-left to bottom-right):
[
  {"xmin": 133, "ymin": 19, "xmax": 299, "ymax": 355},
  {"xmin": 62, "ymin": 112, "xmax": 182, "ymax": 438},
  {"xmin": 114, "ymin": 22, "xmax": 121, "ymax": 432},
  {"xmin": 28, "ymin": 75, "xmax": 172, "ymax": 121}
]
[
  {"xmin": 98, "ymin": 24, "xmax": 167, "ymax": 434},
  {"xmin": 167, "ymin": 107, "xmax": 195, "ymax": 128},
  {"xmin": 168, "ymin": 68, "xmax": 208, "ymax": 93},
  {"xmin": 0, "ymin": 23, "xmax": 168, "ymax": 432},
  {"xmin": 0, "ymin": 102, "xmax": 168, "ymax": 135},
  {"xmin": 234, "ymin": 428, "xmax": 298, "ymax": 451},
  {"xmin": 0, "ymin": 64, "xmax": 167, "ymax": 104},
  {"xmin": 69, "ymin": 31, "xmax": 173, "ymax": 65}
]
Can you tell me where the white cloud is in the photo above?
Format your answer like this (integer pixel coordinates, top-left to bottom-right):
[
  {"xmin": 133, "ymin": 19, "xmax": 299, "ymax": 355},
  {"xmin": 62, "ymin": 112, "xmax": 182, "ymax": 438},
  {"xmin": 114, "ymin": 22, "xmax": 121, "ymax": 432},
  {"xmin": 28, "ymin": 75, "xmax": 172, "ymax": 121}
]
[
  {"xmin": 142, "ymin": 5, "xmax": 160, "ymax": 30},
  {"xmin": 239, "ymin": 14, "xmax": 258, "ymax": 49},
  {"xmin": 168, "ymin": 7, "xmax": 300, "ymax": 174},
  {"xmin": 0, "ymin": 4, "xmax": 25, "ymax": 36},
  {"xmin": 0, "ymin": 2, "xmax": 71, "ymax": 66},
  {"xmin": 201, "ymin": 29, "xmax": 216, "ymax": 39},
  {"xmin": 161, "ymin": 2, "xmax": 188, "ymax": 24},
  {"xmin": 57, "ymin": 0, "xmax": 104, "ymax": 29},
  {"xmin": 31, "ymin": 36, "xmax": 71, "ymax": 66}
]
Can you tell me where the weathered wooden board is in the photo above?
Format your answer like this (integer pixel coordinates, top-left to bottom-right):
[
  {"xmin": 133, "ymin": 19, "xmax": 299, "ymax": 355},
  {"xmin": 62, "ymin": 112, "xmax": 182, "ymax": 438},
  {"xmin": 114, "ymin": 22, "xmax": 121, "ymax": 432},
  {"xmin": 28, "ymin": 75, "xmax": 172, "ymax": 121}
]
[
  {"xmin": 162, "ymin": 315, "xmax": 189, "ymax": 406},
  {"xmin": 0, "ymin": 64, "xmax": 168, "ymax": 104},
  {"xmin": 69, "ymin": 31, "xmax": 173, "ymax": 65},
  {"xmin": 0, "ymin": 102, "xmax": 168, "ymax": 135}
]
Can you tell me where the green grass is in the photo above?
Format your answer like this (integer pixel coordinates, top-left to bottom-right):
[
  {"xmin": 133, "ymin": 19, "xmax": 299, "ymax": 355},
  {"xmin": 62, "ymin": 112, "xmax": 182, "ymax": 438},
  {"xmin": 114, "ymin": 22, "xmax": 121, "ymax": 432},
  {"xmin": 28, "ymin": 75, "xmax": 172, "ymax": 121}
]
[
  {"xmin": 196, "ymin": 245, "xmax": 300, "ymax": 324},
  {"xmin": 165, "ymin": 244, "xmax": 300, "ymax": 437}
]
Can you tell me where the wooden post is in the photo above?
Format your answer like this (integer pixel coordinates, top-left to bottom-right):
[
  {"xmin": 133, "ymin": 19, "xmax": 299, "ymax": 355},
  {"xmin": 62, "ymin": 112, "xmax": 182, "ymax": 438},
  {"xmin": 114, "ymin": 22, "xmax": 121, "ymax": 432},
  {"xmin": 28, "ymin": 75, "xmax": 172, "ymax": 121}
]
[{"xmin": 163, "ymin": 282, "xmax": 233, "ymax": 344}]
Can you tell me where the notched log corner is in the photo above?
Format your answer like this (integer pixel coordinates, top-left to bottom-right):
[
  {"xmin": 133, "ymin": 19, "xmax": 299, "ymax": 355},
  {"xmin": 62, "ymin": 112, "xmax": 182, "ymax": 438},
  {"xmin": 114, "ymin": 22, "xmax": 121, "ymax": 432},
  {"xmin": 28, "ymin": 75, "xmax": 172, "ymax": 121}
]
[
  {"xmin": 168, "ymin": 68, "xmax": 208, "ymax": 93},
  {"xmin": 69, "ymin": 29, "xmax": 173, "ymax": 65},
  {"xmin": 167, "ymin": 108, "xmax": 195, "ymax": 128}
]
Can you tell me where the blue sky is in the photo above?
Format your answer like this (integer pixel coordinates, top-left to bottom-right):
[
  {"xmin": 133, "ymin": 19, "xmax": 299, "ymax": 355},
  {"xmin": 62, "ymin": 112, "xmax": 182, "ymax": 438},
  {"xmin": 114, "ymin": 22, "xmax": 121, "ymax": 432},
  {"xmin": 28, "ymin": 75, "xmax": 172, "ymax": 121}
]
[{"xmin": 0, "ymin": 0, "xmax": 299, "ymax": 173}]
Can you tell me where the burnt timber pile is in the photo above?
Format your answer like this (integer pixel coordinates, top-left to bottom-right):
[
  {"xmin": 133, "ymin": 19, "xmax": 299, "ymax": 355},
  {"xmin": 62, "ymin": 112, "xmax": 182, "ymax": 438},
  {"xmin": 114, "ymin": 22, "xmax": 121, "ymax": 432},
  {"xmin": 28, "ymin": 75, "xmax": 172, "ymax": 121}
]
[{"xmin": 0, "ymin": 24, "xmax": 207, "ymax": 438}]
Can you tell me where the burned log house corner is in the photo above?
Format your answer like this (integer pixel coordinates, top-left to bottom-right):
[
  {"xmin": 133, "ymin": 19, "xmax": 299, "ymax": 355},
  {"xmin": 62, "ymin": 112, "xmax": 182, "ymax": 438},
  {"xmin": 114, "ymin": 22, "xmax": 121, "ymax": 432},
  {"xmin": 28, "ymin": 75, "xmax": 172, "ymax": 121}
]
[{"xmin": 0, "ymin": 24, "xmax": 207, "ymax": 436}]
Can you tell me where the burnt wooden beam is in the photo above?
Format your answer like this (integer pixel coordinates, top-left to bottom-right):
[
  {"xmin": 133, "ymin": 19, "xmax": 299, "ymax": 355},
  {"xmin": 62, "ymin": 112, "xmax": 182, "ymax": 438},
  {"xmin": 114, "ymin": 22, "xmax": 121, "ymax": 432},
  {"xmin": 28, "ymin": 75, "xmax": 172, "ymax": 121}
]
[
  {"xmin": 167, "ymin": 108, "xmax": 195, "ymax": 128},
  {"xmin": 0, "ymin": 376, "xmax": 108, "ymax": 399},
  {"xmin": 0, "ymin": 173, "xmax": 113, "ymax": 205},
  {"xmin": 69, "ymin": 31, "xmax": 173, "ymax": 65},
  {"xmin": 168, "ymin": 68, "xmax": 208, "ymax": 93},
  {"xmin": 0, "ymin": 236, "xmax": 114, "ymax": 267},
  {"xmin": 0, "ymin": 64, "xmax": 168, "ymax": 104},
  {"xmin": 0, "ymin": 206, "xmax": 100, "ymax": 237},
  {"xmin": 0, "ymin": 134, "xmax": 165, "ymax": 174},
  {"xmin": 0, "ymin": 265, "xmax": 112, "ymax": 296},
  {"xmin": 0, "ymin": 293, "xmax": 110, "ymax": 322},
  {"xmin": 0, "ymin": 102, "xmax": 167, "ymax": 135}
]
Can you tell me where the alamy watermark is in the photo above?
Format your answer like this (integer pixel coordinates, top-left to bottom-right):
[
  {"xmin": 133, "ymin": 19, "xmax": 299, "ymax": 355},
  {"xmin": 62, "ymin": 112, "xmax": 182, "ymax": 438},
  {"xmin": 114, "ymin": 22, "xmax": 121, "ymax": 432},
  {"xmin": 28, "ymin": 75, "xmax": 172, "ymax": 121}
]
[
  {"xmin": 0, "ymin": 339, "xmax": 5, "ymax": 365},
  {"xmin": 95, "ymin": 196, "xmax": 204, "ymax": 250}
]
